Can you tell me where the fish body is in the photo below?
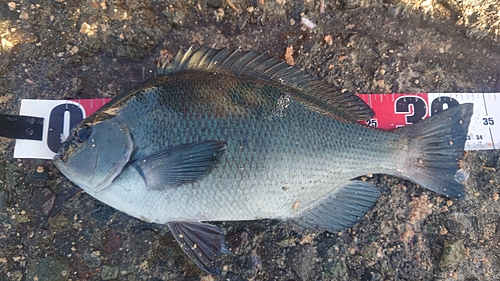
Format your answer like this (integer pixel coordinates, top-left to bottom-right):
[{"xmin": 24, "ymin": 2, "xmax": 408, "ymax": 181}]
[
  {"xmin": 84, "ymin": 70, "xmax": 401, "ymax": 223},
  {"xmin": 54, "ymin": 47, "xmax": 473, "ymax": 274}
]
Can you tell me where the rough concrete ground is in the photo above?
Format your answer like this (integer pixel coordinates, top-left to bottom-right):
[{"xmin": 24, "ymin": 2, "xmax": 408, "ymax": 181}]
[{"xmin": 0, "ymin": 0, "xmax": 499, "ymax": 280}]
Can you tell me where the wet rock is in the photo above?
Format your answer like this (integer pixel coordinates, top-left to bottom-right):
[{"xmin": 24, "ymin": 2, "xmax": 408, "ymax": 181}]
[
  {"xmin": 224, "ymin": 272, "xmax": 246, "ymax": 281},
  {"xmin": 100, "ymin": 265, "xmax": 119, "ymax": 280},
  {"xmin": 397, "ymin": 260, "xmax": 430, "ymax": 280},
  {"xmin": 25, "ymin": 165, "xmax": 49, "ymax": 187},
  {"xmin": 361, "ymin": 267, "xmax": 384, "ymax": 281},
  {"xmin": 108, "ymin": 6, "xmax": 128, "ymax": 21},
  {"xmin": 339, "ymin": 0, "xmax": 361, "ymax": 10},
  {"xmin": 438, "ymin": 240, "xmax": 467, "ymax": 268},
  {"xmin": 164, "ymin": 6, "xmax": 185, "ymax": 28},
  {"xmin": 494, "ymin": 218, "xmax": 500, "ymax": 244},
  {"xmin": 380, "ymin": 183, "xmax": 392, "ymax": 196},
  {"xmin": 443, "ymin": 219, "xmax": 464, "ymax": 235},
  {"xmin": 273, "ymin": 267, "xmax": 286, "ymax": 276},
  {"xmin": 128, "ymin": 229, "xmax": 158, "ymax": 257},
  {"xmin": 236, "ymin": 13, "xmax": 250, "ymax": 31},
  {"xmin": 83, "ymin": 251, "xmax": 102, "ymax": 268},
  {"xmin": 0, "ymin": 191, "xmax": 6, "ymax": 208},
  {"xmin": 103, "ymin": 228, "xmax": 123, "ymax": 255},
  {"xmin": 285, "ymin": 245, "xmax": 317, "ymax": 280},
  {"xmin": 48, "ymin": 214, "xmax": 70, "ymax": 228},
  {"xmin": 291, "ymin": 0, "xmax": 304, "ymax": 20},
  {"xmin": 227, "ymin": 230, "xmax": 248, "ymax": 251},
  {"xmin": 452, "ymin": 213, "xmax": 477, "ymax": 233},
  {"xmin": 205, "ymin": 0, "xmax": 226, "ymax": 9},
  {"xmin": 2, "ymin": 161, "xmax": 20, "ymax": 194},
  {"xmin": 71, "ymin": 77, "xmax": 86, "ymax": 95},
  {"xmin": 323, "ymin": 259, "xmax": 348, "ymax": 279},
  {"xmin": 53, "ymin": 231, "xmax": 76, "ymax": 256},
  {"xmin": 115, "ymin": 45, "xmax": 146, "ymax": 61},
  {"xmin": 316, "ymin": 233, "xmax": 337, "ymax": 258},
  {"xmin": 276, "ymin": 237, "xmax": 296, "ymax": 247},
  {"xmin": 249, "ymin": 249, "xmax": 262, "ymax": 270},
  {"xmin": 25, "ymin": 256, "xmax": 69, "ymax": 281},
  {"xmin": 231, "ymin": 252, "xmax": 260, "ymax": 277},
  {"xmin": 91, "ymin": 205, "xmax": 115, "ymax": 225},
  {"xmin": 31, "ymin": 187, "xmax": 56, "ymax": 215},
  {"xmin": 4, "ymin": 271, "xmax": 23, "ymax": 281}
]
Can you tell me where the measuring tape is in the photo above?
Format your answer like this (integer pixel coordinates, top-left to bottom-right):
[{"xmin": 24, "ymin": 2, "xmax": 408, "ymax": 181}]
[
  {"xmin": 4, "ymin": 93, "xmax": 499, "ymax": 159},
  {"xmin": 357, "ymin": 93, "xmax": 499, "ymax": 151}
]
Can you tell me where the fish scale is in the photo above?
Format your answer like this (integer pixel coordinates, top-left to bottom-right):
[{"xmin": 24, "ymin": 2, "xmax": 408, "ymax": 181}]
[{"xmin": 53, "ymin": 47, "xmax": 473, "ymax": 274}]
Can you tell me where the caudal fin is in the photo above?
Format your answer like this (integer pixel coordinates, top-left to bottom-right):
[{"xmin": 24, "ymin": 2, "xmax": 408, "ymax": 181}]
[{"xmin": 398, "ymin": 103, "xmax": 473, "ymax": 199}]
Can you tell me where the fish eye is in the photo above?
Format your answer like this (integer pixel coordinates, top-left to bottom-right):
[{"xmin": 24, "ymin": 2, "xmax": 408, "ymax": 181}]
[{"xmin": 76, "ymin": 124, "xmax": 92, "ymax": 143}]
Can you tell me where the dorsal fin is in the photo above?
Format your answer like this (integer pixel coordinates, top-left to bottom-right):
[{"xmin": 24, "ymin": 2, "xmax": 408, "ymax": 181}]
[{"xmin": 158, "ymin": 46, "xmax": 374, "ymax": 122}]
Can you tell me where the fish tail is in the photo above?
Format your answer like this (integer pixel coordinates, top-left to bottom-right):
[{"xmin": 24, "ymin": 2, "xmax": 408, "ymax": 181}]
[{"xmin": 397, "ymin": 103, "xmax": 473, "ymax": 199}]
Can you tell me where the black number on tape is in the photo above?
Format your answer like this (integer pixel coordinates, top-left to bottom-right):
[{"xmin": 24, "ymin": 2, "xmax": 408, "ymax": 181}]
[
  {"xmin": 483, "ymin": 117, "xmax": 494, "ymax": 126},
  {"xmin": 366, "ymin": 119, "xmax": 378, "ymax": 127},
  {"xmin": 430, "ymin": 96, "xmax": 460, "ymax": 115},
  {"xmin": 47, "ymin": 104, "xmax": 84, "ymax": 153},
  {"xmin": 395, "ymin": 96, "xmax": 427, "ymax": 124}
]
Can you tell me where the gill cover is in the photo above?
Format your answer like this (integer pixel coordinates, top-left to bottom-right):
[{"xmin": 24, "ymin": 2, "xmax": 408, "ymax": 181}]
[{"xmin": 54, "ymin": 120, "xmax": 134, "ymax": 192}]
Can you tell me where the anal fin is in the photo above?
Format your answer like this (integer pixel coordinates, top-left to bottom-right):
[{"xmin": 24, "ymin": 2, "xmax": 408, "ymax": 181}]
[{"xmin": 293, "ymin": 180, "xmax": 380, "ymax": 233}]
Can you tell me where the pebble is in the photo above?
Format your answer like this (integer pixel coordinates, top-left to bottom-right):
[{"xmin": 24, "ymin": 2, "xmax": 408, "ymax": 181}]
[
  {"xmin": 439, "ymin": 227, "xmax": 448, "ymax": 235},
  {"xmin": 361, "ymin": 268, "xmax": 384, "ymax": 281},
  {"xmin": 285, "ymin": 245, "xmax": 317, "ymax": 281},
  {"xmin": 301, "ymin": 17, "xmax": 317, "ymax": 30},
  {"xmin": 454, "ymin": 168, "xmax": 469, "ymax": 183},
  {"xmin": 323, "ymin": 259, "xmax": 348, "ymax": 279},
  {"xmin": 227, "ymin": 231, "xmax": 248, "ymax": 250},
  {"xmin": 339, "ymin": 0, "xmax": 361, "ymax": 10},
  {"xmin": 19, "ymin": 11, "xmax": 29, "ymax": 20},
  {"xmin": 443, "ymin": 218, "xmax": 464, "ymax": 234},
  {"xmin": 70, "ymin": 46, "xmax": 79, "ymax": 55},
  {"xmin": 0, "ymin": 192, "xmax": 6, "ymax": 208},
  {"xmin": 324, "ymin": 35, "xmax": 333, "ymax": 46},
  {"xmin": 438, "ymin": 240, "xmax": 466, "ymax": 268},
  {"xmin": 25, "ymin": 256, "xmax": 69, "ymax": 281},
  {"xmin": 101, "ymin": 265, "xmax": 119, "ymax": 280},
  {"xmin": 493, "ymin": 192, "xmax": 499, "ymax": 202},
  {"xmin": 103, "ymin": 228, "xmax": 123, "ymax": 255}
]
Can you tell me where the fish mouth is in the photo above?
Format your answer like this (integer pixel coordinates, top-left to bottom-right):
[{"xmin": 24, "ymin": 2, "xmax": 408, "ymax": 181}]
[
  {"xmin": 53, "ymin": 153, "xmax": 61, "ymax": 161},
  {"xmin": 53, "ymin": 152, "xmax": 64, "ymax": 168}
]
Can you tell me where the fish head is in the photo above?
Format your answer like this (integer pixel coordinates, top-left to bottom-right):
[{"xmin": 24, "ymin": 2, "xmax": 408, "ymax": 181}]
[{"xmin": 53, "ymin": 116, "xmax": 134, "ymax": 193}]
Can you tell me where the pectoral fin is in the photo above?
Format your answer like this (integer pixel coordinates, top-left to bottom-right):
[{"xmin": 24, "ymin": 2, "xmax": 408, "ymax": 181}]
[
  {"xmin": 167, "ymin": 221, "xmax": 231, "ymax": 275},
  {"xmin": 293, "ymin": 180, "xmax": 380, "ymax": 233},
  {"xmin": 133, "ymin": 140, "xmax": 227, "ymax": 190}
]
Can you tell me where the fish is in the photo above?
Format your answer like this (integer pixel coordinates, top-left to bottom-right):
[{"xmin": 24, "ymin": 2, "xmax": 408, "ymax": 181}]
[{"xmin": 53, "ymin": 46, "xmax": 474, "ymax": 275}]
